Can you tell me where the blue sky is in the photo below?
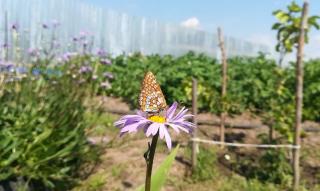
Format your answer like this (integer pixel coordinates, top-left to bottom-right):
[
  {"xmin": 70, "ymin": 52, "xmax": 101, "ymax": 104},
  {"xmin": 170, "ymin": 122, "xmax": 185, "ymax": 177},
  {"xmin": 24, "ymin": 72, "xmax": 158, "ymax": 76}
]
[{"xmin": 84, "ymin": 0, "xmax": 320, "ymax": 58}]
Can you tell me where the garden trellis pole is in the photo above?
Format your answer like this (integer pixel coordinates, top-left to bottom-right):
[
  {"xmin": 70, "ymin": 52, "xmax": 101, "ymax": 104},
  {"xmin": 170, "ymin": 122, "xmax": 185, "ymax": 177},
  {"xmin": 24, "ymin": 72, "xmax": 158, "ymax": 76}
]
[
  {"xmin": 293, "ymin": 1, "xmax": 308, "ymax": 190},
  {"xmin": 191, "ymin": 78, "xmax": 198, "ymax": 171},
  {"xmin": 218, "ymin": 27, "xmax": 227, "ymax": 147}
]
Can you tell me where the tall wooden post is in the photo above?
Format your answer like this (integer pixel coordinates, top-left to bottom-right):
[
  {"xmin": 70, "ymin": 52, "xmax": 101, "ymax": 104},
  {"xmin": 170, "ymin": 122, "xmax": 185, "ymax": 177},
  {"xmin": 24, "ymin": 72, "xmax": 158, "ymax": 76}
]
[
  {"xmin": 218, "ymin": 28, "xmax": 227, "ymax": 146},
  {"xmin": 191, "ymin": 78, "xmax": 198, "ymax": 171},
  {"xmin": 269, "ymin": 123, "xmax": 275, "ymax": 143},
  {"xmin": 293, "ymin": 2, "xmax": 308, "ymax": 190}
]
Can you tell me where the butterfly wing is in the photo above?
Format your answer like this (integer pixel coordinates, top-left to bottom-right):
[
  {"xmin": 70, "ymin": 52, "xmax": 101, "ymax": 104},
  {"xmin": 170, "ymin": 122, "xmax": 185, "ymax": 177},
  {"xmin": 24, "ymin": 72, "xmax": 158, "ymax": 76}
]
[{"xmin": 139, "ymin": 72, "xmax": 167, "ymax": 113}]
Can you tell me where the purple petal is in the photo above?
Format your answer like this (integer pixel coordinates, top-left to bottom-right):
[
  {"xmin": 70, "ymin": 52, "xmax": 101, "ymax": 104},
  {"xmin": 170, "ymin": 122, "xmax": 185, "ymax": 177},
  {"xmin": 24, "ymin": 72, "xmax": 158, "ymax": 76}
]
[
  {"xmin": 173, "ymin": 122, "xmax": 194, "ymax": 132},
  {"xmin": 119, "ymin": 114, "xmax": 141, "ymax": 120},
  {"xmin": 114, "ymin": 120, "xmax": 125, "ymax": 127},
  {"xmin": 123, "ymin": 117, "xmax": 142, "ymax": 126},
  {"xmin": 183, "ymin": 114, "xmax": 194, "ymax": 119},
  {"xmin": 146, "ymin": 123, "xmax": 160, "ymax": 137},
  {"xmin": 120, "ymin": 115, "xmax": 145, "ymax": 123},
  {"xmin": 138, "ymin": 121, "xmax": 151, "ymax": 131},
  {"xmin": 128, "ymin": 120, "xmax": 149, "ymax": 133},
  {"xmin": 166, "ymin": 123, "xmax": 180, "ymax": 133},
  {"xmin": 166, "ymin": 102, "xmax": 178, "ymax": 119},
  {"xmin": 121, "ymin": 120, "xmax": 148, "ymax": 133},
  {"xmin": 163, "ymin": 127, "xmax": 172, "ymax": 150},
  {"xmin": 120, "ymin": 122, "xmax": 140, "ymax": 133},
  {"xmin": 173, "ymin": 108, "xmax": 188, "ymax": 121},
  {"xmin": 167, "ymin": 123, "xmax": 189, "ymax": 133},
  {"xmin": 159, "ymin": 124, "xmax": 166, "ymax": 139},
  {"xmin": 175, "ymin": 121, "xmax": 196, "ymax": 128}
]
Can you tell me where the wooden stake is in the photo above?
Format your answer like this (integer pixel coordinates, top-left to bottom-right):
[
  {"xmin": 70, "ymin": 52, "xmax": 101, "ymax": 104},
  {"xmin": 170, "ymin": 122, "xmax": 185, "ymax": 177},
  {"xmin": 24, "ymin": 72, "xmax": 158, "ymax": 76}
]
[
  {"xmin": 191, "ymin": 78, "xmax": 198, "ymax": 172},
  {"xmin": 269, "ymin": 123, "xmax": 275, "ymax": 143},
  {"xmin": 218, "ymin": 27, "xmax": 227, "ymax": 147},
  {"xmin": 293, "ymin": 2, "xmax": 308, "ymax": 190}
]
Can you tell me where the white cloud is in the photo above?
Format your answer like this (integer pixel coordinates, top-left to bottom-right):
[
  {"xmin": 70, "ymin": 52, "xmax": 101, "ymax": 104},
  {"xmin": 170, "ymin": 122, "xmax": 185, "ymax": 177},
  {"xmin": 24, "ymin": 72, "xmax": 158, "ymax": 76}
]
[{"xmin": 181, "ymin": 17, "xmax": 200, "ymax": 29}]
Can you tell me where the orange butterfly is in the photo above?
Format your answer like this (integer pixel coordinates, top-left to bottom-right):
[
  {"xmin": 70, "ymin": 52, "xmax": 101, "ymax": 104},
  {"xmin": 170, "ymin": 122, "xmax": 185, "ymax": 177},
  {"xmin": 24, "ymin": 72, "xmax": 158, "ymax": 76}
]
[{"xmin": 139, "ymin": 72, "xmax": 167, "ymax": 113}]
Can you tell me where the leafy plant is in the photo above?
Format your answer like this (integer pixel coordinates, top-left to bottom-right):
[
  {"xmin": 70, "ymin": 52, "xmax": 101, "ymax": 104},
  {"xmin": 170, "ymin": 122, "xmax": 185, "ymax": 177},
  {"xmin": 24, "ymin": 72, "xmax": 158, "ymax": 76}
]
[
  {"xmin": 0, "ymin": 67, "xmax": 91, "ymax": 189},
  {"xmin": 219, "ymin": 176, "xmax": 279, "ymax": 191},
  {"xmin": 107, "ymin": 52, "xmax": 320, "ymax": 122},
  {"xmin": 235, "ymin": 149, "xmax": 292, "ymax": 187},
  {"xmin": 256, "ymin": 150, "xmax": 293, "ymax": 186},
  {"xmin": 302, "ymin": 59, "xmax": 320, "ymax": 121},
  {"xmin": 261, "ymin": 67, "xmax": 295, "ymax": 142},
  {"xmin": 191, "ymin": 147, "xmax": 217, "ymax": 182},
  {"xmin": 272, "ymin": 1, "xmax": 320, "ymax": 66}
]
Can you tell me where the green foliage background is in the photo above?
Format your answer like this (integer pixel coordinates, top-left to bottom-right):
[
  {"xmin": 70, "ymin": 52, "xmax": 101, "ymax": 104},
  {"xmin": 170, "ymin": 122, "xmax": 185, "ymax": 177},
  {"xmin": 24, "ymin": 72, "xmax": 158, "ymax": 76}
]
[{"xmin": 107, "ymin": 52, "xmax": 320, "ymax": 122}]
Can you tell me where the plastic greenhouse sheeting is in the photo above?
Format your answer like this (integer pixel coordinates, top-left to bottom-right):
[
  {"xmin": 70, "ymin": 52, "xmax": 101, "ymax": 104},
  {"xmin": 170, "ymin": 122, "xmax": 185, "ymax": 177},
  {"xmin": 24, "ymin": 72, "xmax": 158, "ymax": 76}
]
[{"xmin": 0, "ymin": 0, "xmax": 270, "ymax": 58}]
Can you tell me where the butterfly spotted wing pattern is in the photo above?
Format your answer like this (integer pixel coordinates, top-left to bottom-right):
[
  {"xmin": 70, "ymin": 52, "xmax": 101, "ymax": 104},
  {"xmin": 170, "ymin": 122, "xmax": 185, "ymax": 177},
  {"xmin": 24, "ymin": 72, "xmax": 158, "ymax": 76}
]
[{"xmin": 139, "ymin": 72, "xmax": 167, "ymax": 113}]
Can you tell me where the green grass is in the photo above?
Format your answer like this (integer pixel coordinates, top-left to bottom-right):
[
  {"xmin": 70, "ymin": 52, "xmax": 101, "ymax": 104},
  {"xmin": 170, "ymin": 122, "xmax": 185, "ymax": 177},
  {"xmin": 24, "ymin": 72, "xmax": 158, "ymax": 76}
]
[
  {"xmin": 84, "ymin": 110, "xmax": 117, "ymax": 137},
  {"xmin": 111, "ymin": 164, "xmax": 127, "ymax": 179},
  {"xmin": 73, "ymin": 172, "xmax": 107, "ymax": 191},
  {"xmin": 191, "ymin": 146, "xmax": 218, "ymax": 182}
]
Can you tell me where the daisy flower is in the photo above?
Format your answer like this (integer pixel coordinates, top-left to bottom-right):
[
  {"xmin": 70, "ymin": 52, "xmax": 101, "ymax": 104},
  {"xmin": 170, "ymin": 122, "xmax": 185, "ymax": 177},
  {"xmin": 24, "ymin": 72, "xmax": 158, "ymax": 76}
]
[{"xmin": 114, "ymin": 102, "xmax": 195, "ymax": 149}]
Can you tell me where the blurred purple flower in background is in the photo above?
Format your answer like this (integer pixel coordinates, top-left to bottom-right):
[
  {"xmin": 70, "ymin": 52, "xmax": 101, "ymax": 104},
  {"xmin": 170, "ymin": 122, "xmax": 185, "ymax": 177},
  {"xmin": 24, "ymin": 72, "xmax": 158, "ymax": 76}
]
[
  {"xmin": 0, "ymin": 61, "xmax": 14, "ymax": 72},
  {"xmin": 28, "ymin": 48, "xmax": 40, "ymax": 57},
  {"xmin": 97, "ymin": 49, "xmax": 107, "ymax": 58},
  {"xmin": 100, "ymin": 58, "xmax": 112, "ymax": 65},
  {"xmin": 2, "ymin": 43, "xmax": 9, "ymax": 48},
  {"xmin": 79, "ymin": 66, "xmax": 92, "ymax": 74},
  {"xmin": 60, "ymin": 52, "xmax": 77, "ymax": 62},
  {"xmin": 79, "ymin": 31, "xmax": 88, "ymax": 40},
  {"xmin": 83, "ymin": 41, "xmax": 88, "ymax": 46},
  {"xmin": 72, "ymin": 36, "xmax": 78, "ymax": 42},
  {"xmin": 92, "ymin": 75, "xmax": 98, "ymax": 80},
  {"xmin": 100, "ymin": 81, "xmax": 111, "ymax": 89},
  {"xmin": 103, "ymin": 72, "xmax": 113, "ymax": 79},
  {"xmin": 16, "ymin": 66, "xmax": 28, "ymax": 74},
  {"xmin": 32, "ymin": 68, "xmax": 41, "ymax": 76},
  {"xmin": 42, "ymin": 23, "xmax": 49, "ymax": 29},
  {"xmin": 11, "ymin": 23, "xmax": 19, "ymax": 31}
]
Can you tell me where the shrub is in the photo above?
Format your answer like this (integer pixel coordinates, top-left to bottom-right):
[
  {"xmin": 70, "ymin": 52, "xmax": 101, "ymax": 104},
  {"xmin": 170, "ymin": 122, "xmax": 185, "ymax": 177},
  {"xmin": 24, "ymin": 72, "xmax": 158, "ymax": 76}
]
[
  {"xmin": 0, "ymin": 69, "xmax": 90, "ymax": 189},
  {"xmin": 191, "ymin": 147, "xmax": 217, "ymax": 182},
  {"xmin": 234, "ymin": 149, "xmax": 292, "ymax": 187},
  {"xmin": 107, "ymin": 52, "xmax": 320, "ymax": 121}
]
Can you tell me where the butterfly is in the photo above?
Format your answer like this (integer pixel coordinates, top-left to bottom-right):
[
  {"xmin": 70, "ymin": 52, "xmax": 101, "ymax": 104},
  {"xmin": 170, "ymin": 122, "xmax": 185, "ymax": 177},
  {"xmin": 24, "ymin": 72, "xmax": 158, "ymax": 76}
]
[{"xmin": 139, "ymin": 71, "xmax": 167, "ymax": 113}]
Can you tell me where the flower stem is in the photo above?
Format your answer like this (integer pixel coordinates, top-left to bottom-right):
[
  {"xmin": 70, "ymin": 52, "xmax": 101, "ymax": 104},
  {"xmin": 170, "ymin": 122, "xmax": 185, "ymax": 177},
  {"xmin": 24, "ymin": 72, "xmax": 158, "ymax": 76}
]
[{"xmin": 145, "ymin": 132, "xmax": 159, "ymax": 191}]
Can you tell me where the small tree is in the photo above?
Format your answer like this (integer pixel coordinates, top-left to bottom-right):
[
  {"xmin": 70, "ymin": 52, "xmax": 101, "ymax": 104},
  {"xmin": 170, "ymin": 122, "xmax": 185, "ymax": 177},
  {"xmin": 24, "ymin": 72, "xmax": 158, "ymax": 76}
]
[
  {"xmin": 272, "ymin": 1, "xmax": 319, "ymax": 190},
  {"xmin": 272, "ymin": 1, "xmax": 319, "ymax": 67}
]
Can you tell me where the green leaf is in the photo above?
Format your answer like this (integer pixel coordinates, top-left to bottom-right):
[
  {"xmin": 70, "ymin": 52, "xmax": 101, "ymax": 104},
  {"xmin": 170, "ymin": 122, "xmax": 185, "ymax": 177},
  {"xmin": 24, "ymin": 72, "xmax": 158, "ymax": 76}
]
[
  {"xmin": 308, "ymin": 16, "xmax": 320, "ymax": 29},
  {"xmin": 0, "ymin": 150, "xmax": 23, "ymax": 166},
  {"xmin": 274, "ymin": 11, "xmax": 290, "ymax": 23},
  {"xmin": 137, "ymin": 145, "xmax": 180, "ymax": 191},
  {"xmin": 287, "ymin": 2, "xmax": 302, "ymax": 12},
  {"xmin": 272, "ymin": 23, "xmax": 281, "ymax": 30}
]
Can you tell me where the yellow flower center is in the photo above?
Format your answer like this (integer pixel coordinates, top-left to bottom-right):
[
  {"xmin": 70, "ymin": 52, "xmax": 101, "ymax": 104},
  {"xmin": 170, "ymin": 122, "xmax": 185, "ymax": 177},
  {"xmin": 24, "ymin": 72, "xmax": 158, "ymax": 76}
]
[{"xmin": 148, "ymin": 115, "xmax": 166, "ymax": 123}]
